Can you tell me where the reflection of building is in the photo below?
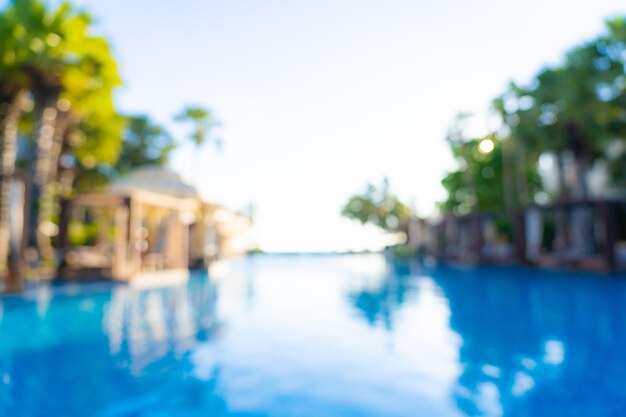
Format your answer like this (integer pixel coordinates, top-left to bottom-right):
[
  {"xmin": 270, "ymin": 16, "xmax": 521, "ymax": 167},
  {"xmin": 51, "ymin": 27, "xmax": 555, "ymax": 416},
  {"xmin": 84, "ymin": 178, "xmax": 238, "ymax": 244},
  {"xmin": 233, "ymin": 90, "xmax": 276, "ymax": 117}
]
[
  {"xmin": 58, "ymin": 167, "xmax": 251, "ymax": 282},
  {"xmin": 105, "ymin": 276, "xmax": 219, "ymax": 374},
  {"xmin": 432, "ymin": 265, "xmax": 626, "ymax": 417},
  {"xmin": 0, "ymin": 276, "xmax": 229, "ymax": 416}
]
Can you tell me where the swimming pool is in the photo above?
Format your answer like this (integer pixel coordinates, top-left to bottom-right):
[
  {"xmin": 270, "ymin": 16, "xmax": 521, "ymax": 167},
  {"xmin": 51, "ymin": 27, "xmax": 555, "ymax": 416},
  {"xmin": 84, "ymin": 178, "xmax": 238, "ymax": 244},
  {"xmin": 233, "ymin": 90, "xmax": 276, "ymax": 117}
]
[{"xmin": 1, "ymin": 254, "xmax": 625, "ymax": 416}]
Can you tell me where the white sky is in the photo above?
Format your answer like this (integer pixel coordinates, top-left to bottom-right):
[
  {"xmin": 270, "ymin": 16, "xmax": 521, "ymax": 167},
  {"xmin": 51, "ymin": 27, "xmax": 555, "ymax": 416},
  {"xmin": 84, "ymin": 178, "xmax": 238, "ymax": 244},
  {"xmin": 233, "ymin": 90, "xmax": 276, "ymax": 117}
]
[{"xmin": 72, "ymin": 0, "xmax": 625, "ymax": 252}]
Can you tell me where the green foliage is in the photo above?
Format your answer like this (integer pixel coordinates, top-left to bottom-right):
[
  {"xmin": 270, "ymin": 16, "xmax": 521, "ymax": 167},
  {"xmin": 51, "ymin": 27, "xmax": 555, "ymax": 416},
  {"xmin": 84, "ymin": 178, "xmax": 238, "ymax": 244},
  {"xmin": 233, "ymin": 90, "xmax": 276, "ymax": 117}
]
[
  {"xmin": 71, "ymin": 115, "xmax": 176, "ymax": 192},
  {"xmin": 78, "ymin": 114, "xmax": 124, "ymax": 164},
  {"xmin": 0, "ymin": 4, "xmax": 29, "ymax": 97},
  {"xmin": 440, "ymin": 134, "xmax": 512, "ymax": 213},
  {"xmin": 385, "ymin": 244, "xmax": 418, "ymax": 259},
  {"xmin": 174, "ymin": 105, "xmax": 220, "ymax": 147},
  {"xmin": 71, "ymin": 166, "xmax": 111, "ymax": 193},
  {"xmin": 68, "ymin": 219, "xmax": 98, "ymax": 246},
  {"xmin": 341, "ymin": 179, "xmax": 413, "ymax": 232},
  {"xmin": 495, "ymin": 16, "xmax": 626, "ymax": 197},
  {"xmin": 0, "ymin": 0, "xmax": 124, "ymax": 181},
  {"xmin": 247, "ymin": 247, "xmax": 264, "ymax": 255},
  {"xmin": 441, "ymin": 17, "xmax": 626, "ymax": 213},
  {"xmin": 440, "ymin": 113, "xmax": 516, "ymax": 214},
  {"xmin": 115, "ymin": 115, "xmax": 176, "ymax": 175}
]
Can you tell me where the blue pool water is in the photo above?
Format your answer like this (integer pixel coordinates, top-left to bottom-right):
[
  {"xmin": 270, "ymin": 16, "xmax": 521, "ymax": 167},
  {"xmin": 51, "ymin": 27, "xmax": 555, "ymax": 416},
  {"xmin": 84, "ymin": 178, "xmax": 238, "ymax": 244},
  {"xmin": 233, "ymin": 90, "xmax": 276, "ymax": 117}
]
[{"xmin": 1, "ymin": 254, "xmax": 626, "ymax": 417}]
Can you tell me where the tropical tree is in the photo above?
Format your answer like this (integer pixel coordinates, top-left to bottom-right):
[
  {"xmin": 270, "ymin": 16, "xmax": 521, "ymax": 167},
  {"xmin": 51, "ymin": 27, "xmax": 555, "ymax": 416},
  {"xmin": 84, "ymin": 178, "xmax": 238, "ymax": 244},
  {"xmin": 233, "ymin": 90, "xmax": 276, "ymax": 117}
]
[
  {"xmin": 4, "ymin": 0, "xmax": 124, "ymax": 263},
  {"xmin": 54, "ymin": 22, "xmax": 123, "ymax": 193},
  {"xmin": 341, "ymin": 179, "xmax": 413, "ymax": 235},
  {"xmin": 496, "ymin": 17, "xmax": 626, "ymax": 201},
  {"xmin": 440, "ymin": 110, "xmax": 540, "ymax": 214},
  {"xmin": 58, "ymin": 107, "xmax": 124, "ymax": 194},
  {"xmin": 440, "ymin": 135, "xmax": 510, "ymax": 214},
  {"xmin": 174, "ymin": 105, "xmax": 220, "ymax": 148},
  {"xmin": 0, "ymin": 3, "xmax": 30, "ymax": 286},
  {"xmin": 114, "ymin": 115, "xmax": 176, "ymax": 176}
]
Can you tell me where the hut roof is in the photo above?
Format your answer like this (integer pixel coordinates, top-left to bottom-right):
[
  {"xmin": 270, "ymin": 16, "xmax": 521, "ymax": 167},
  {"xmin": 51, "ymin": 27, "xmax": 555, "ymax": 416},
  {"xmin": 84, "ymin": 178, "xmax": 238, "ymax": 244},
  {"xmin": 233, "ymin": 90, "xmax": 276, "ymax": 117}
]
[{"xmin": 109, "ymin": 166, "xmax": 199, "ymax": 199}]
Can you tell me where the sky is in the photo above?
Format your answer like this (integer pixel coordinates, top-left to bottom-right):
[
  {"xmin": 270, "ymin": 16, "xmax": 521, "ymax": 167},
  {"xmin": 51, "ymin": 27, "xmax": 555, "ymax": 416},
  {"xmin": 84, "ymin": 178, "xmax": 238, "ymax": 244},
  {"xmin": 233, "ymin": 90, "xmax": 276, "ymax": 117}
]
[{"xmin": 69, "ymin": 0, "xmax": 625, "ymax": 252}]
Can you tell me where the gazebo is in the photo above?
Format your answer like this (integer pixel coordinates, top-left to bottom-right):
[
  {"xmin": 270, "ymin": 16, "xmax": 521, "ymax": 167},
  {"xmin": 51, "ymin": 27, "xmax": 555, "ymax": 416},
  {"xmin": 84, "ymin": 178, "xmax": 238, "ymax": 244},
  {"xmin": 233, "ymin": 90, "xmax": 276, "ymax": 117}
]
[
  {"xmin": 420, "ymin": 212, "xmax": 515, "ymax": 265},
  {"xmin": 519, "ymin": 199, "xmax": 626, "ymax": 273},
  {"xmin": 59, "ymin": 167, "xmax": 204, "ymax": 284}
]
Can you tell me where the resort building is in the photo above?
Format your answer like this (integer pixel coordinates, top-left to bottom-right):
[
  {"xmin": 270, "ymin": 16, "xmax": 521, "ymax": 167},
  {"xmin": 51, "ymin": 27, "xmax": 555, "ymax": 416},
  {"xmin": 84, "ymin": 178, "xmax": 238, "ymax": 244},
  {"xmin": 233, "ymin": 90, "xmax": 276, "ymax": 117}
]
[{"xmin": 58, "ymin": 166, "xmax": 251, "ymax": 284}]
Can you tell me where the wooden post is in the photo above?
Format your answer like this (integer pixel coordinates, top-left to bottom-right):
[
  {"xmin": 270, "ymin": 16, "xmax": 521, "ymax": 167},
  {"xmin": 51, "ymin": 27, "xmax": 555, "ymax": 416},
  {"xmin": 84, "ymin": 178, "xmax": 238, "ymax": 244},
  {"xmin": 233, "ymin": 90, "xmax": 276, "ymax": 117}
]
[
  {"xmin": 472, "ymin": 213, "xmax": 484, "ymax": 263},
  {"xmin": 514, "ymin": 209, "xmax": 527, "ymax": 264},
  {"xmin": 129, "ymin": 196, "xmax": 143, "ymax": 278},
  {"xmin": 444, "ymin": 216, "xmax": 455, "ymax": 260},
  {"xmin": 112, "ymin": 204, "xmax": 129, "ymax": 280},
  {"xmin": 55, "ymin": 198, "xmax": 70, "ymax": 279},
  {"xmin": 437, "ymin": 222, "xmax": 445, "ymax": 260},
  {"xmin": 166, "ymin": 211, "xmax": 178, "ymax": 269},
  {"xmin": 180, "ymin": 219, "xmax": 190, "ymax": 270},
  {"xmin": 599, "ymin": 200, "xmax": 616, "ymax": 274}
]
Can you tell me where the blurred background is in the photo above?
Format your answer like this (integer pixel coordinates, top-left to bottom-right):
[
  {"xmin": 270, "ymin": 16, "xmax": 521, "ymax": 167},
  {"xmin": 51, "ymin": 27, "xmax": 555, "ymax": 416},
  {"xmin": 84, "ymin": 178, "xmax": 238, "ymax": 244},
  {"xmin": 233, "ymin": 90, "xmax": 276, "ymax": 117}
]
[
  {"xmin": 1, "ymin": 0, "xmax": 626, "ymax": 288},
  {"xmin": 36, "ymin": 0, "xmax": 626, "ymax": 252},
  {"xmin": 4, "ymin": 2, "xmax": 626, "ymax": 416}
]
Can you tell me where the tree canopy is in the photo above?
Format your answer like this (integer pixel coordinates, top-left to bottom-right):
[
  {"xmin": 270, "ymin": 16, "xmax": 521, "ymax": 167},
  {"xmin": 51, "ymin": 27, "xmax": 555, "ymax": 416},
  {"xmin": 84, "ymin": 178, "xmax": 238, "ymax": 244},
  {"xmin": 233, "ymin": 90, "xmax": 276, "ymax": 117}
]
[
  {"xmin": 341, "ymin": 179, "xmax": 413, "ymax": 233},
  {"xmin": 441, "ymin": 16, "xmax": 626, "ymax": 213},
  {"xmin": 174, "ymin": 105, "xmax": 220, "ymax": 148},
  {"xmin": 115, "ymin": 115, "xmax": 176, "ymax": 176}
]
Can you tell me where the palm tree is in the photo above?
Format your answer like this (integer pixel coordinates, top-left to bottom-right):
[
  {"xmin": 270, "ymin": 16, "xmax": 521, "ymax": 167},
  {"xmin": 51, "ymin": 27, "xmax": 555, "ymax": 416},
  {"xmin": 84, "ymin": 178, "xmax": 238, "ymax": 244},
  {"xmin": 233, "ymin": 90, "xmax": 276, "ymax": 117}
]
[
  {"xmin": 39, "ymin": 33, "xmax": 122, "ymax": 258},
  {"xmin": 174, "ymin": 106, "xmax": 220, "ymax": 147},
  {"xmin": 496, "ymin": 18, "xmax": 626, "ymax": 255},
  {"xmin": 8, "ymin": 0, "xmax": 122, "ymax": 263},
  {"xmin": 174, "ymin": 105, "xmax": 220, "ymax": 177},
  {"xmin": 0, "ymin": 3, "xmax": 32, "ymax": 288},
  {"xmin": 499, "ymin": 18, "xmax": 626, "ymax": 201}
]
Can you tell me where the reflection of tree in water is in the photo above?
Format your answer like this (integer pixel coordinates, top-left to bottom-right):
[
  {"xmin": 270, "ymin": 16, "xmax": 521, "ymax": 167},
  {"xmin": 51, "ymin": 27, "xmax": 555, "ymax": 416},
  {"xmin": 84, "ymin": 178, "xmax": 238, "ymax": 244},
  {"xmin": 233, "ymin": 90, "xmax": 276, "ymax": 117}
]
[
  {"xmin": 99, "ymin": 275, "xmax": 268, "ymax": 416},
  {"xmin": 105, "ymin": 274, "xmax": 222, "ymax": 372},
  {"xmin": 0, "ymin": 276, "xmax": 268, "ymax": 417},
  {"xmin": 432, "ymin": 266, "xmax": 626, "ymax": 417},
  {"xmin": 346, "ymin": 259, "xmax": 422, "ymax": 330}
]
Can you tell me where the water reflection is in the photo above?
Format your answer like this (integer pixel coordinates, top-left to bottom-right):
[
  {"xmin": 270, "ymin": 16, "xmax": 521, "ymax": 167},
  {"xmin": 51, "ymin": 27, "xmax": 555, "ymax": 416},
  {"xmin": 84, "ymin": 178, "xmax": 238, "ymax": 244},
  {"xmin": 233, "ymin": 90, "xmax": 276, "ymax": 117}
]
[
  {"xmin": 2, "ymin": 256, "xmax": 626, "ymax": 417},
  {"xmin": 431, "ymin": 265, "xmax": 626, "ymax": 417},
  {"xmin": 105, "ymin": 273, "xmax": 219, "ymax": 374},
  {"xmin": 345, "ymin": 258, "xmax": 626, "ymax": 416},
  {"xmin": 345, "ymin": 259, "xmax": 422, "ymax": 330},
  {"xmin": 0, "ymin": 274, "xmax": 258, "ymax": 417}
]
